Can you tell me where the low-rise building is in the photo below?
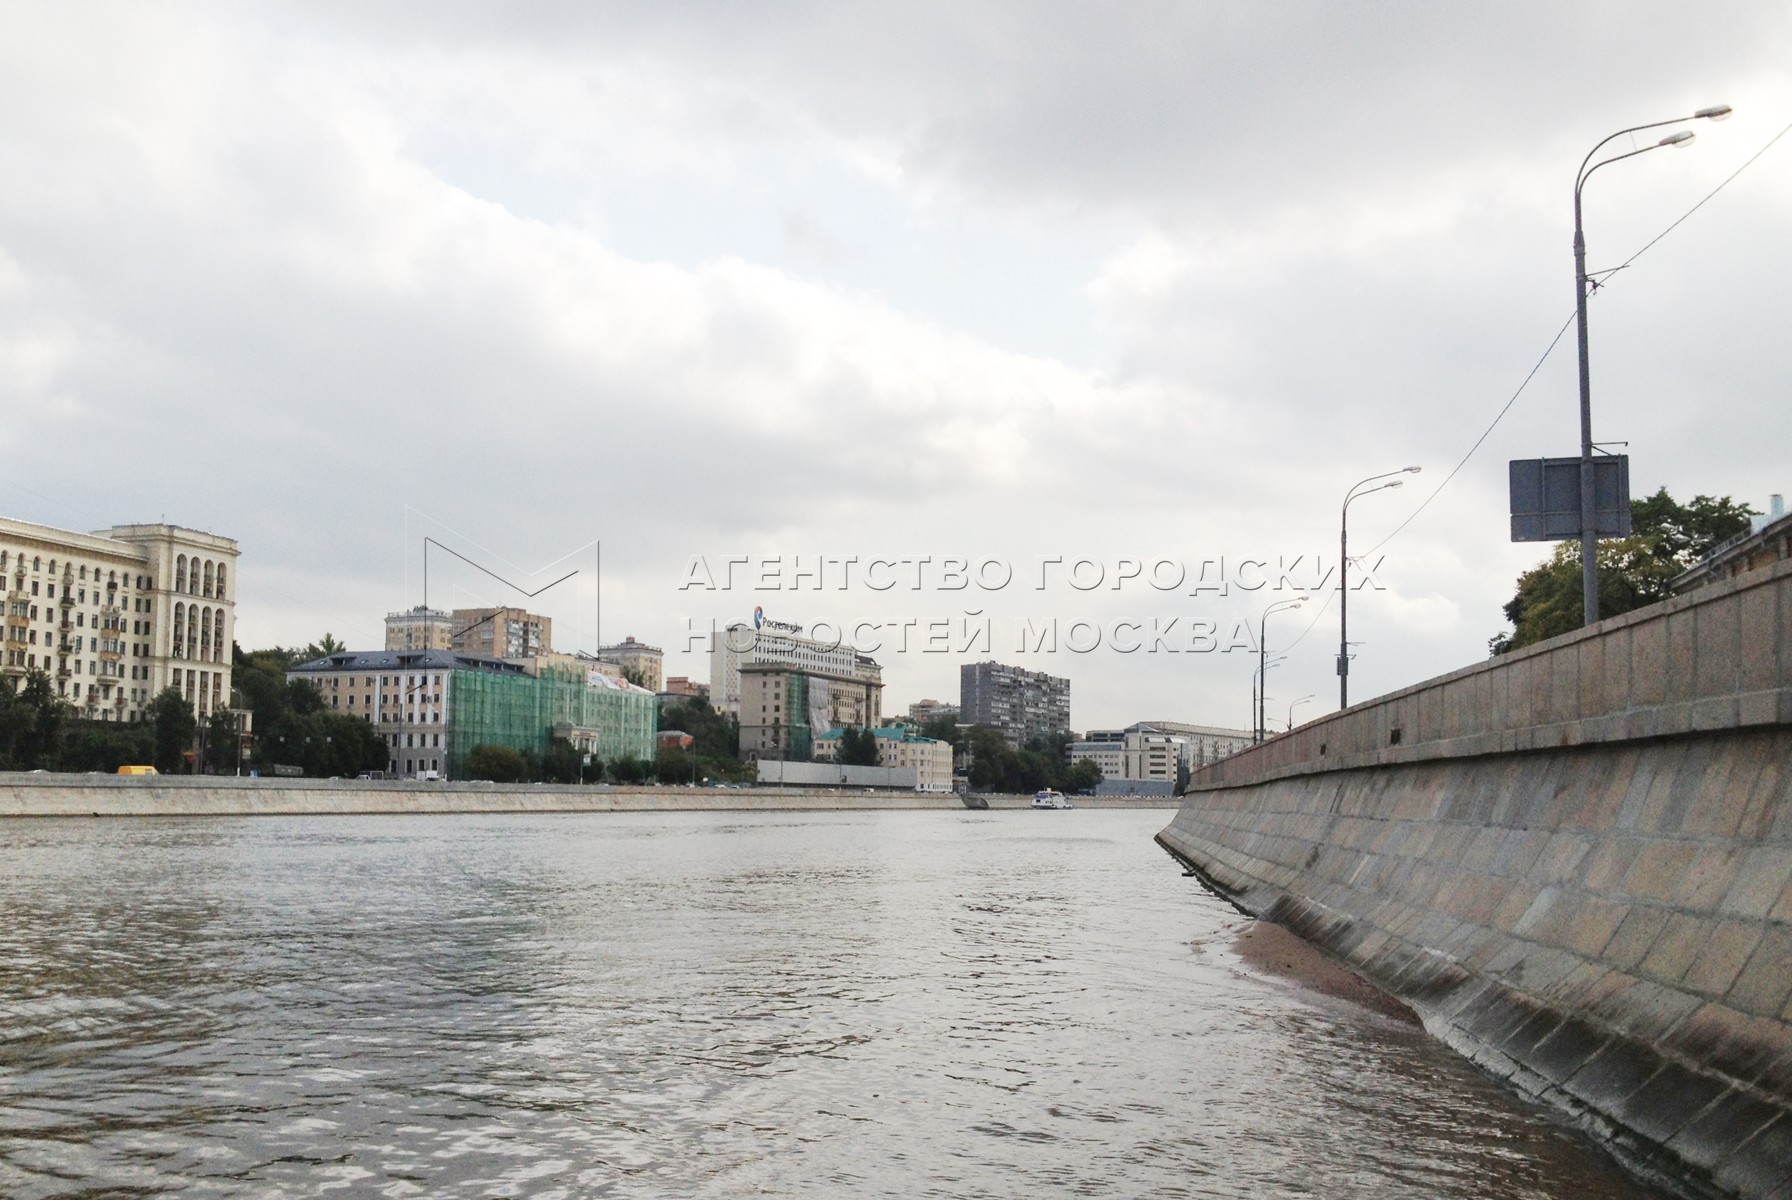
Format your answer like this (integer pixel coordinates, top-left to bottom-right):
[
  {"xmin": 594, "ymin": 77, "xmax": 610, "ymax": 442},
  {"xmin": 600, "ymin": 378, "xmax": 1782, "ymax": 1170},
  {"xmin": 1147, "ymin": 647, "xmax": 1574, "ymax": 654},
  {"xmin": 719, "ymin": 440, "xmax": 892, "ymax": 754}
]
[
  {"xmin": 812, "ymin": 724, "xmax": 954, "ymax": 792},
  {"xmin": 1068, "ymin": 721, "xmax": 1251, "ymax": 787},
  {"xmin": 288, "ymin": 649, "xmax": 655, "ymax": 779},
  {"xmin": 906, "ymin": 698, "xmax": 958, "ymax": 725},
  {"xmin": 1, "ymin": 516, "xmax": 238, "ymax": 721},
  {"xmin": 660, "ymin": 676, "xmax": 703, "ymax": 699},
  {"xmin": 1064, "ymin": 729, "xmax": 1126, "ymax": 781}
]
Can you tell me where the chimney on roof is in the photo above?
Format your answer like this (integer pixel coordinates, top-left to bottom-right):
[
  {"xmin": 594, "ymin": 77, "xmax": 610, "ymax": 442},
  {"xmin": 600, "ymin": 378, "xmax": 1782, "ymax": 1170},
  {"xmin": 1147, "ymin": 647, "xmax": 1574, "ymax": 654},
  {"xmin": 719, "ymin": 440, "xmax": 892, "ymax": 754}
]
[{"xmin": 1771, "ymin": 494, "xmax": 1785, "ymax": 520}]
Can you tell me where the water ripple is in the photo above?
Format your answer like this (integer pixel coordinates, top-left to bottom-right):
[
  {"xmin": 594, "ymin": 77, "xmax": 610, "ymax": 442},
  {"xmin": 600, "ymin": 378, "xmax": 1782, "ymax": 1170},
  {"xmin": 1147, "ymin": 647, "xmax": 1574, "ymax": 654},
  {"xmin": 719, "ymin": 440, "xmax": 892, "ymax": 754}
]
[{"xmin": 0, "ymin": 811, "xmax": 1664, "ymax": 1199}]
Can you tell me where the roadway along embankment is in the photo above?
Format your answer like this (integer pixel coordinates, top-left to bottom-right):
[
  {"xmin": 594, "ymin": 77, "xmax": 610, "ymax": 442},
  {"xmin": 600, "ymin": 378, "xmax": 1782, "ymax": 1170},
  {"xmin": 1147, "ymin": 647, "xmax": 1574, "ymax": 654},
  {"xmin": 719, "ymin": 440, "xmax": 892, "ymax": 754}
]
[
  {"xmin": 1161, "ymin": 559, "xmax": 1792, "ymax": 1200},
  {"xmin": 0, "ymin": 776, "xmax": 1172, "ymax": 817}
]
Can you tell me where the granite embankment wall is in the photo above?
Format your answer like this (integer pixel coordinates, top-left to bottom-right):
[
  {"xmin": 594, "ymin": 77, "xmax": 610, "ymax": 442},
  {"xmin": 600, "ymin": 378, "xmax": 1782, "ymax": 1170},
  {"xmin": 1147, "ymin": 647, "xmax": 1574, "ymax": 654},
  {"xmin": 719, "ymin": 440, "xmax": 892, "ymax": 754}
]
[
  {"xmin": 0, "ymin": 776, "xmax": 1171, "ymax": 817},
  {"xmin": 1159, "ymin": 558, "xmax": 1792, "ymax": 1200}
]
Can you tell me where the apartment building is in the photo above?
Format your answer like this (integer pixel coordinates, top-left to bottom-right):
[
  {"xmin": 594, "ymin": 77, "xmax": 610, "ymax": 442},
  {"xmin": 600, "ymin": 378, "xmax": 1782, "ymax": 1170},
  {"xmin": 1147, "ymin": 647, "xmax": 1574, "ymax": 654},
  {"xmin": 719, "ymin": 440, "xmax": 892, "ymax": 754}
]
[
  {"xmin": 596, "ymin": 636, "xmax": 664, "ymax": 691},
  {"xmin": 1, "ymin": 516, "xmax": 238, "ymax": 720},
  {"xmin": 959, "ymin": 660, "xmax": 1070, "ymax": 747},
  {"xmin": 384, "ymin": 606, "xmax": 452, "ymax": 651},
  {"xmin": 449, "ymin": 606, "xmax": 551, "ymax": 660}
]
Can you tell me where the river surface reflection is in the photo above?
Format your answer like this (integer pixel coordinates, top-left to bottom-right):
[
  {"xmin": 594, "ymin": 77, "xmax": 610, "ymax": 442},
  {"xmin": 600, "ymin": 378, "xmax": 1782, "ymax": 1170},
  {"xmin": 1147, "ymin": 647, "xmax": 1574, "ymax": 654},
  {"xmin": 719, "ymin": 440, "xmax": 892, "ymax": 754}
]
[{"xmin": 0, "ymin": 810, "xmax": 1663, "ymax": 1198}]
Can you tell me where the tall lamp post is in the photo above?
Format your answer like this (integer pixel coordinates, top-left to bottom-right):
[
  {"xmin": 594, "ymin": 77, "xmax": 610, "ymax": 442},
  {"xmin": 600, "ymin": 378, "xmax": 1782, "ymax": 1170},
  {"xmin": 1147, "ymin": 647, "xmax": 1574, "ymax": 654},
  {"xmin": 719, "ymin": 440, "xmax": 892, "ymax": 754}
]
[
  {"xmin": 1341, "ymin": 467, "xmax": 1419, "ymax": 709},
  {"xmin": 1572, "ymin": 104, "xmax": 1730, "ymax": 626},
  {"xmin": 1257, "ymin": 598, "xmax": 1303, "ymax": 743}
]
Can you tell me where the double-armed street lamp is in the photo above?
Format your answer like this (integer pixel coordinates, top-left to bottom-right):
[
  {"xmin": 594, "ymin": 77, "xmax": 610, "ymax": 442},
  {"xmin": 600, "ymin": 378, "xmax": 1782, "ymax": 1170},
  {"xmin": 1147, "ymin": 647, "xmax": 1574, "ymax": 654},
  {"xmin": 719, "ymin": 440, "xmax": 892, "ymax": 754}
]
[
  {"xmin": 1340, "ymin": 467, "xmax": 1420, "ymax": 709},
  {"xmin": 1571, "ymin": 104, "xmax": 1730, "ymax": 625},
  {"xmin": 1257, "ymin": 598, "xmax": 1303, "ymax": 743},
  {"xmin": 1287, "ymin": 694, "xmax": 1314, "ymax": 733}
]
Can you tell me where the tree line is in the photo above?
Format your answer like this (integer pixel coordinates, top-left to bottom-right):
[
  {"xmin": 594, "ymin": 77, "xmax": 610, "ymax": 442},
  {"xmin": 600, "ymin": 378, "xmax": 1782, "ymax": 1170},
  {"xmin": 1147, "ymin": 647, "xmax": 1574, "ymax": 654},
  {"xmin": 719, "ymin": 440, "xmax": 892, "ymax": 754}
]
[{"xmin": 915, "ymin": 717, "xmax": 1102, "ymax": 795}]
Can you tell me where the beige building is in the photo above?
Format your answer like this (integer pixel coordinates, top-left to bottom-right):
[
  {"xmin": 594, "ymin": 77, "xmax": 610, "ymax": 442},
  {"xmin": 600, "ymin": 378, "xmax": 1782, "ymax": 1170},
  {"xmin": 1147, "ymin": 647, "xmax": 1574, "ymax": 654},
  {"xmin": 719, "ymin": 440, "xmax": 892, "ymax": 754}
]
[
  {"xmin": 707, "ymin": 614, "xmax": 881, "ymax": 716},
  {"xmin": 738, "ymin": 662, "xmax": 882, "ymax": 761},
  {"xmin": 813, "ymin": 724, "xmax": 953, "ymax": 792},
  {"xmin": 450, "ymin": 606, "xmax": 551, "ymax": 660},
  {"xmin": 385, "ymin": 606, "xmax": 452, "ymax": 650},
  {"xmin": 906, "ymin": 698, "xmax": 958, "ymax": 725},
  {"xmin": 519, "ymin": 650, "xmax": 621, "ymax": 680},
  {"xmin": 596, "ymin": 636, "xmax": 664, "ymax": 691},
  {"xmin": 1067, "ymin": 721, "xmax": 1252, "ymax": 785},
  {"xmin": 1, "ymin": 517, "xmax": 238, "ymax": 720}
]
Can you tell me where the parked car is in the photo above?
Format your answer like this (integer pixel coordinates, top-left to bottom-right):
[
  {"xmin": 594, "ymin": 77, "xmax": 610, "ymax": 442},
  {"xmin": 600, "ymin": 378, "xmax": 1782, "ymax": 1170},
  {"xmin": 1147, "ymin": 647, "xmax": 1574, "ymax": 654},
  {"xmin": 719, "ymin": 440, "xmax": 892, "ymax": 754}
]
[{"xmin": 116, "ymin": 765, "xmax": 158, "ymax": 776}]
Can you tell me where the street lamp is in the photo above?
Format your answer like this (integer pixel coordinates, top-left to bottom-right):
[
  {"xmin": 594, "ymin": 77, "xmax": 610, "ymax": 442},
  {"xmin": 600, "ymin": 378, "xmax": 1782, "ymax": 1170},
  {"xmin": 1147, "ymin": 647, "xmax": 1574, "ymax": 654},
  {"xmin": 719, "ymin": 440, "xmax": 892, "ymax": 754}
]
[
  {"xmin": 1340, "ymin": 467, "xmax": 1419, "ymax": 709},
  {"xmin": 1287, "ymin": 694, "xmax": 1314, "ymax": 732},
  {"xmin": 1572, "ymin": 104, "xmax": 1730, "ymax": 626},
  {"xmin": 1257, "ymin": 599, "xmax": 1303, "ymax": 743}
]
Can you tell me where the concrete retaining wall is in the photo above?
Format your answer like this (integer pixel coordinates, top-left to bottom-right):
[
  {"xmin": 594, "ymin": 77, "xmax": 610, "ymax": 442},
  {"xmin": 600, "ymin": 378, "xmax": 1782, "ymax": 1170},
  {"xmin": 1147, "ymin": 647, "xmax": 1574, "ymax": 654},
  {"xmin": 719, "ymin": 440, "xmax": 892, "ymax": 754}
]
[
  {"xmin": 0, "ymin": 775, "xmax": 1172, "ymax": 817},
  {"xmin": 1160, "ymin": 560, "xmax": 1792, "ymax": 1200}
]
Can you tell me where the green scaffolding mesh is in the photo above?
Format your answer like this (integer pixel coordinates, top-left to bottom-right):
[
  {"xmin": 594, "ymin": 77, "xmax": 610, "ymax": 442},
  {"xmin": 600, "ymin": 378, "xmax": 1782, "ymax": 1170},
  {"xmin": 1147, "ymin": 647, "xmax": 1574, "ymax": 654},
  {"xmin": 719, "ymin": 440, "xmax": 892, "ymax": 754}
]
[
  {"xmin": 786, "ymin": 673, "xmax": 811, "ymax": 760},
  {"xmin": 446, "ymin": 666, "xmax": 657, "ymax": 777}
]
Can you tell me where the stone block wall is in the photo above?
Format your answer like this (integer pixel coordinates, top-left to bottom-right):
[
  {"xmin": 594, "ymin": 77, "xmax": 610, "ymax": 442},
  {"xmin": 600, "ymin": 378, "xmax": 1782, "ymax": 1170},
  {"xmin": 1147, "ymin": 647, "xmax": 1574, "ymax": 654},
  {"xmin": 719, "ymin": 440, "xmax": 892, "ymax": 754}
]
[{"xmin": 1161, "ymin": 560, "xmax": 1792, "ymax": 1199}]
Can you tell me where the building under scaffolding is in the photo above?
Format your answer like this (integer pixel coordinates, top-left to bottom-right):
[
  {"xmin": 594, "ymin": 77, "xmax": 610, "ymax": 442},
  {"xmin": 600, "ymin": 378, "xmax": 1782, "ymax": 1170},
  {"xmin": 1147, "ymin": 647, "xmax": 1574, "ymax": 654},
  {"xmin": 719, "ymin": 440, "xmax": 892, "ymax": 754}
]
[{"xmin": 289, "ymin": 650, "xmax": 657, "ymax": 779}]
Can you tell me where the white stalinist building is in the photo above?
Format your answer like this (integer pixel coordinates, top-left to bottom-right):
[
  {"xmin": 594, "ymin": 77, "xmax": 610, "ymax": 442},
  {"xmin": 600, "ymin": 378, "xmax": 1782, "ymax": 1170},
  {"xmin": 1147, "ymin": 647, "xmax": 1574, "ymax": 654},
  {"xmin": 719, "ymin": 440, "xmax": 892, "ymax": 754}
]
[{"xmin": 1, "ymin": 516, "xmax": 240, "ymax": 722}]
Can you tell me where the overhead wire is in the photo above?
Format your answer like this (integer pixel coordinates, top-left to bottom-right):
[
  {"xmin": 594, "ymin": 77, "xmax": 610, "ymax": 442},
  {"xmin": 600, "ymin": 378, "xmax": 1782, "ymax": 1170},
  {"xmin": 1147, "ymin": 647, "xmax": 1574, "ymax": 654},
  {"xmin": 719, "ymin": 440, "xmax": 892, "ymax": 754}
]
[{"xmin": 1282, "ymin": 115, "xmax": 1792, "ymax": 654}]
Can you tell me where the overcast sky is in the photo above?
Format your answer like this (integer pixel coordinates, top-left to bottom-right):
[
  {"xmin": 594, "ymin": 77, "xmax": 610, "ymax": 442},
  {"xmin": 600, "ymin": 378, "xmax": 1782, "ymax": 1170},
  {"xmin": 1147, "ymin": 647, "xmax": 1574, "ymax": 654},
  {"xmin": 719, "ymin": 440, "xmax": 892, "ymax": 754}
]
[{"xmin": 3, "ymin": 2, "xmax": 1789, "ymax": 731}]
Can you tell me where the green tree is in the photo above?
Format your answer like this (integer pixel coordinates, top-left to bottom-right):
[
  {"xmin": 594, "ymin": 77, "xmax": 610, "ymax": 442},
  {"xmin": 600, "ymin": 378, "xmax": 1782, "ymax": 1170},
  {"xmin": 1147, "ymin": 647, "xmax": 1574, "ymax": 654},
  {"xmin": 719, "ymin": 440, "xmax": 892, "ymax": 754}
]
[
  {"xmin": 1492, "ymin": 488, "xmax": 1756, "ymax": 654},
  {"xmin": 147, "ymin": 686, "xmax": 197, "ymax": 773},
  {"xmin": 1066, "ymin": 758, "xmax": 1102, "ymax": 794},
  {"xmin": 655, "ymin": 745, "xmax": 695, "ymax": 784},
  {"xmin": 657, "ymin": 691, "xmax": 753, "ymax": 783},
  {"xmin": 464, "ymin": 743, "xmax": 528, "ymax": 782},
  {"xmin": 18, "ymin": 670, "xmax": 66, "ymax": 769},
  {"xmin": 201, "ymin": 709, "xmax": 241, "ymax": 774},
  {"xmin": 837, "ymin": 725, "xmax": 880, "ymax": 766},
  {"xmin": 608, "ymin": 754, "xmax": 649, "ymax": 784},
  {"xmin": 918, "ymin": 715, "xmax": 963, "ymax": 748},
  {"xmin": 58, "ymin": 720, "xmax": 155, "ymax": 773},
  {"xmin": 541, "ymin": 737, "xmax": 583, "ymax": 784}
]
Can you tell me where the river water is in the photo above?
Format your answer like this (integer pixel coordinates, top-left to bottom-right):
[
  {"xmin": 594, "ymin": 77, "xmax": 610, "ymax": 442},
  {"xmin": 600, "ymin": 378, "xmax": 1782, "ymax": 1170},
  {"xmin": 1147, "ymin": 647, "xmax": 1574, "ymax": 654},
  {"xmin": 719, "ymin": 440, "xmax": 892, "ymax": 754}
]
[{"xmin": 0, "ymin": 810, "xmax": 1663, "ymax": 1199}]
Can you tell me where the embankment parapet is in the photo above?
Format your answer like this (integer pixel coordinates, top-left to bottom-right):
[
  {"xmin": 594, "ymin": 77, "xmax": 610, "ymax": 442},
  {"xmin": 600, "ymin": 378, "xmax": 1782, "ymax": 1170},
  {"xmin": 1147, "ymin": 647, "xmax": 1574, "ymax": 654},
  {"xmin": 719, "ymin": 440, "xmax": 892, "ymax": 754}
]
[{"xmin": 1192, "ymin": 557, "xmax": 1792, "ymax": 791}]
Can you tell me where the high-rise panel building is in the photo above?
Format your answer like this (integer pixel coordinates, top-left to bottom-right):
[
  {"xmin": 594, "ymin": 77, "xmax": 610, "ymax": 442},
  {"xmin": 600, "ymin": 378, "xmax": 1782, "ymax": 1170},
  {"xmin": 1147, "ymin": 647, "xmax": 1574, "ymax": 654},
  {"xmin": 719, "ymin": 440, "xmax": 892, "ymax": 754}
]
[
  {"xmin": 959, "ymin": 660, "xmax": 1069, "ymax": 747},
  {"xmin": 1, "ymin": 516, "xmax": 238, "ymax": 721}
]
